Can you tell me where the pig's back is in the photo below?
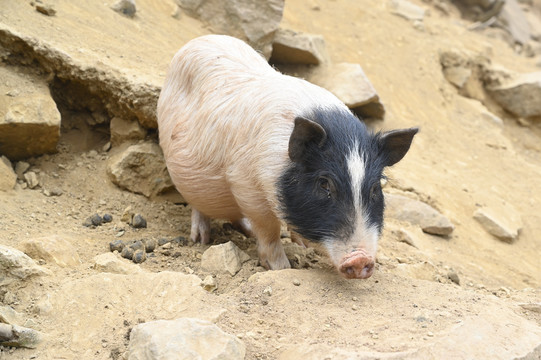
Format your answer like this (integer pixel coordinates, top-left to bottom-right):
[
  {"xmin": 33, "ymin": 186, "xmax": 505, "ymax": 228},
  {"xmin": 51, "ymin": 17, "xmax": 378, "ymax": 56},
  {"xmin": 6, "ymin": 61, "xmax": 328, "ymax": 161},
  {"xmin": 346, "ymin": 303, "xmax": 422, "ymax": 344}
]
[{"xmin": 157, "ymin": 35, "xmax": 345, "ymax": 220}]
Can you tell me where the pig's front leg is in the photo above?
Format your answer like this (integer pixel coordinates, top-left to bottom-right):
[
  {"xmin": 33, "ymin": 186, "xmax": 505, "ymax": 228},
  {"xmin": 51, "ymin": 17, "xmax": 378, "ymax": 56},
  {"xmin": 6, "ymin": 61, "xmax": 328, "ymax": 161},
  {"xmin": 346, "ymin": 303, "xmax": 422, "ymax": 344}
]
[
  {"xmin": 190, "ymin": 208, "xmax": 211, "ymax": 245},
  {"xmin": 251, "ymin": 216, "xmax": 290, "ymax": 270}
]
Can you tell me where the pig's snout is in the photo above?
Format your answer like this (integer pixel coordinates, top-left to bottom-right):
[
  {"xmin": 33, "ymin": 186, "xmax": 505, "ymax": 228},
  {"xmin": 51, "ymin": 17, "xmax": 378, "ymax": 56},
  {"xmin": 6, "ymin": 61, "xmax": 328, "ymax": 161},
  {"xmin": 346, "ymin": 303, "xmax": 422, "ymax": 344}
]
[{"xmin": 338, "ymin": 250, "xmax": 375, "ymax": 279}]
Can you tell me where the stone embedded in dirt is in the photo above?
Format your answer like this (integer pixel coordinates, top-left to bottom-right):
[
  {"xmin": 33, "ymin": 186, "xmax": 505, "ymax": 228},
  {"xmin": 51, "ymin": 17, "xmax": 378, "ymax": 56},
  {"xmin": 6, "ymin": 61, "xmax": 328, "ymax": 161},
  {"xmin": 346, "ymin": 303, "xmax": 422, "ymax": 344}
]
[
  {"xmin": 14, "ymin": 161, "xmax": 30, "ymax": 181},
  {"xmin": 109, "ymin": 240, "xmax": 125, "ymax": 253},
  {"xmin": 132, "ymin": 214, "xmax": 147, "ymax": 228},
  {"xmin": 83, "ymin": 213, "xmax": 103, "ymax": 227},
  {"xmin": 35, "ymin": 4, "xmax": 56, "ymax": 16},
  {"xmin": 397, "ymin": 228, "xmax": 418, "ymax": 248},
  {"xmin": 0, "ymin": 65, "xmax": 60, "ymax": 161},
  {"xmin": 0, "ymin": 305, "xmax": 24, "ymax": 326},
  {"xmin": 109, "ymin": 117, "xmax": 146, "ymax": 147},
  {"xmin": 308, "ymin": 63, "xmax": 385, "ymax": 119},
  {"xmin": 0, "ymin": 323, "xmax": 43, "ymax": 349},
  {"xmin": 121, "ymin": 206, "xmax": 134, "ymax": 223},
  {"xmin": 201, "ymin": 241, "xmax": 250, "ymax": 276},
  {"xmin": 128, "ymin": 240, "xmax": 145, "ymax": 252},
  {"xmin": 132, "ymin": 249, "xmax": 146, "ymax": 264},
  {"xmin": 520, "ymin": 303, "xmax": 541, "ymax": 314},
  {"xmin": 270, "ymin": 29, "xmax": 329, "ymax": 65},
  {"xmin": 0, "ymin": 156, "xmax": 16, "ymax": 192},
  {"xmin": 24, "ymin": 171, "xmax": 39, "ymax": 189},
  {"xmin": 102, "ymin": 213, "xmax": 113, "ymax": 223},
  {"xmin": 127, "ymin": 318, "xmax": 245, "ymax": 360},
  {"xmin": 177, "ymin": 0, "xmax": 284, "ymax": 59},
  {"xmin": 202, "ymin": 275, "xmax": 217, "ymax": 292},
  {"xmin": 385, "ymin": 194, "xmax": 455, "ymax": 236},
  {"xmin": 390, "ymin": 0, "xmax": 426, "ymax": 21},
  {"xmin": 43, "ymin": 187, "xmax": 63, "ymax": 197},
  {"xmin": 21, "ymin": 235, "xmax": 81, "ymax": 268},
  {"xmin": 473, "ymin": 206, "xmax": 522, "ymax": 243},
  {"xmin": 107, "ymin": 142, "xmax": 175, "ymax": 197},
  {"xmin": 448, "ymin": 271, "xmax": 460, "ymax": 285},
  {"xmin": 93, "ymin": 252, "xmax": 142, "ymax": 275},
  {"xmin": 485, "ymin": 72, "xmax": 541, "ymax": 119},
  {"xmin": 0, "ymin": 245, "xmax": 51, "ymax": 286},
  {"xmin": 143, "ymin": 238, "xmax": 156, "ymax": 253},
  {"xmin": 499, "ymin": 0, "xmax": 531, "ymax": 45},
  {"xmin": 111, "ymin": 0, "xmax": 136, "ymax": 17},
  {"xmin": 121, "ymin": 246, "xmax": 134, "ymax": 260},
  {"xmin": 172, "ymin": 236, "xmax": 188, "ymax": 246},
  {"xmin": 158, "ymin": 238, "xmax": 170, "ymax": 246}
]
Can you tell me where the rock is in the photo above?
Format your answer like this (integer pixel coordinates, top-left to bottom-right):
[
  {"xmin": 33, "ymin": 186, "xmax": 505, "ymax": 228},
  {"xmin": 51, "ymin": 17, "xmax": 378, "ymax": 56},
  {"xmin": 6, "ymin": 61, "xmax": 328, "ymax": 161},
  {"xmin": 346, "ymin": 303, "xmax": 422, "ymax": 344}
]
[
  {"xmin": 121, "ymin": 246, "xmax": 134, "ymax": 260},
  {"xmin": 385, "ymin": 194, "xmax": 455, "ymax": 236},
  {"xmin": 201, "ymin": 275, "xmax": 217, "ymax": 292},
  {"xmin": 102, "ymin": 213, "xmax": 113, "ymax": 223},
  {"xmin": 83, "ymin": 213, "xmax": 103, "ymax": 227},
  {"xmin": 283, "ymin": 242, "xmax": 316, "ymax": 269},
  {"xmin": 390, "ymin": 0, "xmax": 426, "ymax": 21},
  {"xmin": 448, "ymin": 271, "xmax": 460, "ymax": 285},
  {"xmin": 443, "ymin": 66, "xmax": 472, "ymax": 89},
  {"xmin": 121, "ymin": 206, "xmax": 134, "ymax": 223},
  {"xmin": 0, "ymin": 156, "xmax": 16, "ymax": 192},
  {"xmin": 397, "ymin": 228, "xmax": 418, "ymax": 248},
  {"xmin": 35, "ymin": 4, "xmax": 56, "ymax": 16},
  {"xmin": 393, "ymin": 261, "xmax": 438, "ymax": 281},
  {"xmin": 177, "ymin": 0, "xmax": 284, "ymax": 58},
  {"xmin": 143, "ymin": 238, "xmax": 156, "ymax": 253},
  {"xmin": 0, "ymin": 65, "xmax": 61, "ymax": 160},
  {"xmin": 473, "ymin": 206, "xmax": 522, "ymax": 242},
  {"xmin": 132, "ymin": 249, "xmax": 146, "ymax": 263},
  {"xmin": 201, "ymin": 241, "xmax": 250, "ymax": 276},
  {"xmin": 93, "ymin": 252, "xmax": 142, "ymax": 274},
  {"xmin": 270, "ymin": 29, "xmax": 329, "ymax": 65},
  {"xmin": 107, "ymin": 142, "xmax": 175, "ymax": 197},
  {"xmin": 109, "ymin": 117, "xmax": 146, "ymax": 146},
  {"xmin": 486, "ymin": 72, "xmax": 541, "ymax": 119},
  {"xmin": 109, "ymin": 240, "xmax": 124, "ymax": 252},
  {"xmin": 21, "ymin": 235, "xmax": 81, "ymax": 268},
  {"xmin": 0, "ymin": 306, "xmax": 24, "ymax": 326},
  {"xmin": 111, "ymin": 0, "xmax": 136, "ymax": 17},
  {"xmin": 0, "ymin": 245, "xmax": 51, "ymax": 286},
  {"xmin": 499, "ymin": 0, "xmax": 531, "ymax": 45},
  {"xmin": 308, "ymin": 63, "xmax": 385, "ymax": 119},
  {"xmin": 14, "ymin": 161, "xmax": 30, "ymax": 181},
  {"xmin": 520, "ymin": 303, "xmax": 541, "ymax": 314},
  {"xmin": 24, "ymin": 171, "xmax": 39, "ymax": 189},
  {"xmin": 127, "ymin": 318, "xmax": 245, "ymax": 360},
  {"xmin": 132, "ymin": 214, "xmax": 147, "ymax": 228},
  {"xmin": 0, "ymin": 323, "xmax": 42, "ymax": 349}
]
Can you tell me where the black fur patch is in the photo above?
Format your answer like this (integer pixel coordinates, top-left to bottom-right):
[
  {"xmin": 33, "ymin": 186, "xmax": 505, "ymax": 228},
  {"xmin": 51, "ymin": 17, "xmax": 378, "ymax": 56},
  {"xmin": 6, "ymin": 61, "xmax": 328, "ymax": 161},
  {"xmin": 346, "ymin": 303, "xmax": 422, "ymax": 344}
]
[{"xmin": 278, "ymin": 107, "xmax": 387, "ymax": 243}]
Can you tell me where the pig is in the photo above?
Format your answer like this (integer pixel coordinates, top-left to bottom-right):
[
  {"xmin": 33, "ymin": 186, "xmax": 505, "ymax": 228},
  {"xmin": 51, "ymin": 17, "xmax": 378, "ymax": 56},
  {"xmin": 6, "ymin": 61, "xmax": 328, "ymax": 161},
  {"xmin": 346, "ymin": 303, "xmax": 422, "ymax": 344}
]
[{"xmin": 157, "ymin": 35, "xmax": 418, "ymax": 279}]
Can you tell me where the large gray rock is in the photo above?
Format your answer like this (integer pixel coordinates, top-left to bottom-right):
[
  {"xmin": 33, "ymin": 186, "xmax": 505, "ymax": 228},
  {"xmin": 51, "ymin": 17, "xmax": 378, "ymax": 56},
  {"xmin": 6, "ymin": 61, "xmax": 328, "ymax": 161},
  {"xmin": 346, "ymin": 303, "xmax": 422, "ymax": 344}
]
[
  {"xmin": 0, "ymin": 245, "xmax": 51, "ymax": 286},
  {"xmin": 201, "ymin": 241, "xmax": 250, "ymax": 276},
  {"xmin": 308, "ymin": 63, "xmax": 385, "ymax": 119},
  {"xmin": 107, "ymin": 142, "xmax": 175, "ymax": 197},
  {"xmin": 176, "ymin": 0, "xmax": 284, "ymax": 58},
  {"xmin": 0, "ymin": 65, "xmax": 60, "ymax": 160},
  {"xmin": 486, "ymin": 72, "xmax": 541, "ymax": 119},
  {"xmin": 385, "ymin": 193, "xmax": 455, "ymax": 236},
  {"xmin": 127, "ymin": 318, "xmax": 246, "ymax": 360},
  {"xmin": 270, "ymin": 29, "xmax": 329, "ymax": 65},
  {"xmin": 473, "ymin": 206, "xmax": 522, "ymax": 243},
  {"xmin": 21, "ymin": 235, "xmax": 81, "ymax": 268},
  {"xmin": 499, "ymin": 0, "xmax": 531, "ymax": 45},
  {"xmin": 0, "ymin": 323, "xmax": 42, "ymax": 349},
  {"xmin": 0, "ymin": 156, "xmax": 16, "ymax": 192}
]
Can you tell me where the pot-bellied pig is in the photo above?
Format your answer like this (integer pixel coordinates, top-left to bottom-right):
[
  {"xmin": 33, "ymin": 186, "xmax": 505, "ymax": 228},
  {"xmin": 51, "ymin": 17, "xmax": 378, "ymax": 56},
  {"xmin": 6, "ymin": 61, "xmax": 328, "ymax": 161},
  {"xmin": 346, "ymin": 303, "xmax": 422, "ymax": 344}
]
[{"xmin": 157, "ymin": 35, "xmax": 418, "ymax": 279}]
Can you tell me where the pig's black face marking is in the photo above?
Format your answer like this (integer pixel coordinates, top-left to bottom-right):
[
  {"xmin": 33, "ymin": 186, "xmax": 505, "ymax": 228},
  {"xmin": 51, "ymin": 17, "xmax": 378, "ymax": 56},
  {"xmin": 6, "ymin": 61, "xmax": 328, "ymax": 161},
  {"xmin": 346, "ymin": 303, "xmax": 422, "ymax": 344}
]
[{"xmin": 279, "ymin": 107, "xmax": 418, "ymax": 247}]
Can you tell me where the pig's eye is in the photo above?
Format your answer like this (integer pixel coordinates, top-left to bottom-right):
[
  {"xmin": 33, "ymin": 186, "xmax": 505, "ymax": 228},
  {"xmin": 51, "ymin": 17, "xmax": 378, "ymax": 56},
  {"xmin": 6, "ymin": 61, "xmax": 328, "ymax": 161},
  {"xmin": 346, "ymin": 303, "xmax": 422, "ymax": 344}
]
[
  {"xmin": 318, "ymin": 177, "xmax": 332, "ymax": 199},
  {"xmin": 370, "ymin": 184, "xmax": 381, "ymax": 201}
]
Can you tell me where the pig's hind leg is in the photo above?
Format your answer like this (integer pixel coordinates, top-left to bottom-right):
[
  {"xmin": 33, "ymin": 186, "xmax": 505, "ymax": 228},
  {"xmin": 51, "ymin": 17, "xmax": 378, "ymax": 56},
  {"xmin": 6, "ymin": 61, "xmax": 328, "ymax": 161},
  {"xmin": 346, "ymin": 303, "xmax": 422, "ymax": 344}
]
[
  {"xmin": 250, "ymin": 216, "xmax": 290, "ymax": 270},
  {"xmin": 232, "ymin": 218, "xmax": 255, "ymax": 238},
  {"xmin": 190, "ymin": 208, "xmax": 211, "ymax": 245}
]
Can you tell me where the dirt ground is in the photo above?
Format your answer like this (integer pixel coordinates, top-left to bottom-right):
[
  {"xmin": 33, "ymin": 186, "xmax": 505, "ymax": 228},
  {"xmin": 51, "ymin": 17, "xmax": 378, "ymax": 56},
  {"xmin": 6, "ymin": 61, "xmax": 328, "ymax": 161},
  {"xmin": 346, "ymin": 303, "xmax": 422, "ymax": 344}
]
[{"xmin": 0, "ymin": 0, "xmax": 540, "ymax": 359}]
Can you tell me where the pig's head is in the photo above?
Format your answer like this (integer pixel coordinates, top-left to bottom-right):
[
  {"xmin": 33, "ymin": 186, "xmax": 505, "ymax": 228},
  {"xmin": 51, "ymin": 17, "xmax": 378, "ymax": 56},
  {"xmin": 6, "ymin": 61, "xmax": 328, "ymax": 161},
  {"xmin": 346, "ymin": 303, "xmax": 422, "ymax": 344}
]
[{"xmin": 279, "ymin": 109, "xmax": 418, "ymax": 279}]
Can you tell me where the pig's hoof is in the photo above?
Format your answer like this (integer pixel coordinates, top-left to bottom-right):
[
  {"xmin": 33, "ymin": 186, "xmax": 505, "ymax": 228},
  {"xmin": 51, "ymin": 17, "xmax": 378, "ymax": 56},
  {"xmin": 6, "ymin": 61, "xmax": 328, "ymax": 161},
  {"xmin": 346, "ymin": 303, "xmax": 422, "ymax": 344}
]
[
  {"xmin": 190, "ymin": 209, "xmax": 211, "ymax": 245},
  {"xmin": 260, "ymin": 251, "xmax": 291, "ymax": 271},
  {"xmin": 338, "ymin": 250, "xmax": 374, "ymax": 279}
]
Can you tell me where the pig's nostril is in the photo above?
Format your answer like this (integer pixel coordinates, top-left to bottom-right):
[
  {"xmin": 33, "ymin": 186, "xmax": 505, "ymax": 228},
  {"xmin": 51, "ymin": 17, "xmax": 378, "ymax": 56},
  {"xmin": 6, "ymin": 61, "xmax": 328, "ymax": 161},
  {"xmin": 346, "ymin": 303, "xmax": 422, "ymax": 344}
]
[
  {"xmin": 364, "ymin": 263, "xmax": 374, "ymax": 271},
  {"xmin": 345, "ymin": 266, "xmax": 354, "ymax": 275}
]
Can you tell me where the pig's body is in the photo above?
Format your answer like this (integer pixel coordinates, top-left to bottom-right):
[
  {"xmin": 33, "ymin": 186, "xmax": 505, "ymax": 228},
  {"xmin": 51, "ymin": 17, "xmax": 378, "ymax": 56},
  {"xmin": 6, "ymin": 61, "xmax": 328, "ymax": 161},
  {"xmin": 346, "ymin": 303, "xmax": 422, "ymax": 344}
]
[{"xmin": 158, "ymin": 35, "xmax": 418, "ymax": 278}]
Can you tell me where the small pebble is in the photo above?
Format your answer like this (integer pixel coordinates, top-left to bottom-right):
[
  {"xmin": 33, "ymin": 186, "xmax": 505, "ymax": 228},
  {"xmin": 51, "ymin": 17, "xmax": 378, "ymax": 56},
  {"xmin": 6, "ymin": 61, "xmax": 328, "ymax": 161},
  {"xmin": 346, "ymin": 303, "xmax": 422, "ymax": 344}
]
[
  {"xmin": 172, "ymin": 236, "xmax": 187, "ymax": 246},
  {"xmin": 121, "ymin": 206, "xmax": 134, "ymax": 223},
  {"xmin": 427, "ymin": 331, "xmax": 434, "ymax": 337},
  {"xmin": 36, "ymin": 4, "xmax": 56, "ymax": 16},
  {"xmin": 158, "ymin": 238, "xmax": 170, "ymax": 246},
  {"xmin": 111, "ymin": 0, "xmax": 136, "ymax": 17},
  {"xmin": 352, "ymin": 304, "xmax": 358, "ymax": 311},
  {"xmin": 132, "ymin": 250, "xmax": 146, "ymax": 263},
  {"xmin": 143, "ymin": 238, "xmax": 156, "ymax": 253},
  {"xmin": 201, "ymin": 275, "xmax": 217, "ymax": 292},
  {"xmin": 102, "ymin": 214, "xmax": 113, "ymax": 223},
  {"xmin": 263, "ymin": 286, "xmax": 272, "ymax": 296},
  {"xmin": 109, "ymin": 240, "xmax": 124, "ymax": 252},
  {"xmin": 448, "ymin": 271, "xmax": 460, "ymax": 285},
  {"xmin": 121, "ymin": 246, "xmax": 134, "ymax": 260},
  {"xmin": 128, "ymin": 240, "xmax": 145, "ymax": 252},
  {"xmin": 292, "ymin": 279, "xmax": 301, "ymax": 286},
  {"xmin": 90, "ymin": 214, "xmax": 103, "ymax": 226},
  {"xmin": 132, "ymin": 214, "xmax": 147, "ymax": 228},
  {"xmin": 102, "ymin": 142, "xmax": 111, "ymax": 152}
]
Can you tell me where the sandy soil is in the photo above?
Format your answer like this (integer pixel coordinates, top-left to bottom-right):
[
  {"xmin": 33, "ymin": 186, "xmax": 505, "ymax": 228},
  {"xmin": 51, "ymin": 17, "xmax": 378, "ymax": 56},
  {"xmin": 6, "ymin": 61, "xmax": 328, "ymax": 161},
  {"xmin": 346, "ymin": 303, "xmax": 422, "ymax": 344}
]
[{"xmin": 0, "ymin": 0, "xmax": 540, "ymax": 359}]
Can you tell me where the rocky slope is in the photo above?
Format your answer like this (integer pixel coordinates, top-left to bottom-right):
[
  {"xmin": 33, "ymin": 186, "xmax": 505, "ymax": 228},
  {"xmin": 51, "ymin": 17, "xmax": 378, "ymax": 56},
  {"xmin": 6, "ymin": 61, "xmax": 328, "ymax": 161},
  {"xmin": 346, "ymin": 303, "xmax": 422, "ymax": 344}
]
[{"xmin": 0, "ymin": 0, "xmax": 540, "ymax": 359}]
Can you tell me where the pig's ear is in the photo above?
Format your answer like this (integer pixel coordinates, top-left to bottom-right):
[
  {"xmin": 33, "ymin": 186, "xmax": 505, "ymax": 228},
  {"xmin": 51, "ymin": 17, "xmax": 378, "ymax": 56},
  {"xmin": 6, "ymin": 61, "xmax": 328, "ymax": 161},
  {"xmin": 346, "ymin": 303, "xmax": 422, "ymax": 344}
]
[
  {"xmin": 379, "ymin": 127, "xmax": 419, "ymax": 167},
  {"xmin": 289, "ymin": 117, "xmax": 327, "ymax": 163}
]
